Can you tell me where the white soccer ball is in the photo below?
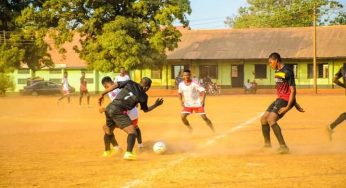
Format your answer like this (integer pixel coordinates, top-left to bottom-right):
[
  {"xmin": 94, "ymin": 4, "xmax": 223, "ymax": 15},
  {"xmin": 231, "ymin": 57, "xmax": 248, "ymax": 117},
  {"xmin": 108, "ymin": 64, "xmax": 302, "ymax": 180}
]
[{"xmin": 153, "ymin": 141, "xmax": 167, "ymax": 154}]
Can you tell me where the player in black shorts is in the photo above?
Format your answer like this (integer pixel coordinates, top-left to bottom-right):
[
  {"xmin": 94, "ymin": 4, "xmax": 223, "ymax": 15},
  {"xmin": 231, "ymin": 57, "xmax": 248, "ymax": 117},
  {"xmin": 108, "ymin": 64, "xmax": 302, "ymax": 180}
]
[
  {"xmin": 327, "ymin": 65, "xmax": 346, "ymax": 140},
  {"xmin": 98, "ymin": 76, "xmax": 164, "ymax": 160},
  {"xmin": 260, "ymin": 52, "xmax": 304, "ymax": 154}
]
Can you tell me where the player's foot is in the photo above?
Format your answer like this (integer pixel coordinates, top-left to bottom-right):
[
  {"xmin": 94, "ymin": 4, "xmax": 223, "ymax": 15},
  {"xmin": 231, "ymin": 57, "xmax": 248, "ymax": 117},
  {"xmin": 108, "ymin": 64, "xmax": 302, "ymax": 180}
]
[
  {"xmin": 264, "ymin": 143, "xmax": 272, "ymax": 148},
  {"xmin": 113, "ymin": 146, "xmax": 123, "ymax": 154},
  {"xmin": 138, "ymin": 143, "xmax": 144, "ymax": 149},
  {"xmin": 123, "ymin": 151, "xmax": 137, "ymax": 160},
  {"xmin": 276, "ymin": 145, "xmax": 289, "ymax": 154},
  {"xmin": 103, "ymin": 150, "xmax": 113, "ymax": 157},
  {"xmin": 187, "ymin": 125, "xmax": 193, "ymax": 133},
  {"xmin": 326, "ymin": 125, "xmax": 334, "ymax": 141}
]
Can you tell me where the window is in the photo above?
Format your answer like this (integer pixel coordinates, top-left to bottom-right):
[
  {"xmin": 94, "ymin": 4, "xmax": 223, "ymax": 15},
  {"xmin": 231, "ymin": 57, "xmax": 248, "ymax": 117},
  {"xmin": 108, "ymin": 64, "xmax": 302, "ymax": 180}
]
[
  {"xmin": 171, "ymin": 65, "xmax": 189, "ymax": 79},
  {"xmin": 17, "ymin": 78, "xmax": 28, "ymax": 84},
  {"xmin": 307, "ymin": 63, "xmax": 329, "ymax": 78},
  {"xmin": 151, "ymin": 69, "xmax": 162, "ymax": 79},
  {"xmin": 49, "ymin": 69, "xmax": 61, "ymax": 74},
  {"xmin": 286, "ymin": 64, "xmax": 298, "ymax": 78},
  {"xmin": 18, "ymin": 69, "xmax": 30, "ymax": 74},
  {"xmin": 254, "ymin": 64, "xmax": 267, "ymax": 79},
  {"xmin": 49, "ymin": 78, "xmax": 62, "ymax": 84},
  {"xmin": 199, "ymin": 65, "xmax": 218, "ymax": 79}
]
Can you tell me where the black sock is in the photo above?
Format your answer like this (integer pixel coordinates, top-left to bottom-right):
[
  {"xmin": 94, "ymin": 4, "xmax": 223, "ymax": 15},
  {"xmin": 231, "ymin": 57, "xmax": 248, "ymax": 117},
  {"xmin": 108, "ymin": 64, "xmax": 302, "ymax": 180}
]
[
  {"xmin": 108, "ymin": 133, "xmax": 118, "ymax": 147},
  {"xmin": 262, "ymin": 124, "xmax": 271, "ymax": 144},
  {"xmin": 331, "ymin": 112, "xmax": 346, "ymax": 130},
  {"xmin": 104, "ymin": 134, "xmax": 111, "ymax": 151},
  {"xmin": 127, "ymin": 133, "xmax": 136, "ymax": 152},
  {"xmin": 271, "ymin": 123, "xmax": 286, "ymax": 146},
  {"xmin": 135, "ymin": 127, "xmax": 142, "ymax": 144}
]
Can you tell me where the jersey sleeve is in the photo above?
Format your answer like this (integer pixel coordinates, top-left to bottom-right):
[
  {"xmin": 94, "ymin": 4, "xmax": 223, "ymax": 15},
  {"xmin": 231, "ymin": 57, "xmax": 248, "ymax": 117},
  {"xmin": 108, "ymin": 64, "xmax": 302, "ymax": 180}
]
[
  {"xmin": 286, "ymin": 69, "xmax": 296, "ymax": 86},
  {"xmin": 139, "ymin": 95, "xmax": 149, "ymax": 111},
  {"xmin": 116, "ymin": 80, "xmax": 131, "ymax": 89},
  {"xmin": 196, "ymin": 83, "xmax": 206, "ymax": 92}
]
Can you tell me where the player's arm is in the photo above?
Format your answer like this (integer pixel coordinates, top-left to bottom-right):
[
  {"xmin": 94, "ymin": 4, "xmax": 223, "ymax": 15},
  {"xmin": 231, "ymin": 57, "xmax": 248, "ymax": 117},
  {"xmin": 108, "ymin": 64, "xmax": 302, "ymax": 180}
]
[
  {"xmin": 179, "ymin": 93, "xmax": 184, "ymax": 107},
  {"xmin": 141, "ymin": 98, "xmax": 164, "ymax": 112},
  {"xmin": 200, "ymin": 91, "xmax": 206, "ymax": 107},
  {"xmin": 98, "ymin": 82, "xmax": 120, "ymax": 106},
  {"xmin": 333, "ymin": 70, "xmax": 345, "ymax": 88}
]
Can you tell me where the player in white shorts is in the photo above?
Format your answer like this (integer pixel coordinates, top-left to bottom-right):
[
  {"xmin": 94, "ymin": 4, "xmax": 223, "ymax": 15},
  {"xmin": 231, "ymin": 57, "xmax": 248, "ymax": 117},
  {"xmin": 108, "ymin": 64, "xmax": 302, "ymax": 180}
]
[
  {"xmin": 57, "ymin": 72, "xmax": 71, "ymax": 104},
  {"xmin": 178, "ymin": 69, "xmax": 214, "ymax": 133}
]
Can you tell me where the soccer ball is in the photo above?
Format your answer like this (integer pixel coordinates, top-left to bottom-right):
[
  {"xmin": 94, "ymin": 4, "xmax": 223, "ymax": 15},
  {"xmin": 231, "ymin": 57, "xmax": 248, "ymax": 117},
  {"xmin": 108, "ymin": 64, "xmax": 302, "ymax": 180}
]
[{"xmin": 153, "ymin": 141, "xmax": 167, "ymax": 154}]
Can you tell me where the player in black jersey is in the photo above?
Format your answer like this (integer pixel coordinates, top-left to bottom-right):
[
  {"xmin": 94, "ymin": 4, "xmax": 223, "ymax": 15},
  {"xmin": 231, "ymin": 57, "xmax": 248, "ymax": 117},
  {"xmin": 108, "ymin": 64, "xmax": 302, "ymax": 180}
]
[
  {"xmin": 260, "ymin": 52, "xmax": 304, "ymax": 154},
  {"xmin": 327, "ymin": 65, "xmax": 346, "ymax": 140},
  {"xmin": 98, "ymin": 77, "xmax": 164, "ymax": 160}
]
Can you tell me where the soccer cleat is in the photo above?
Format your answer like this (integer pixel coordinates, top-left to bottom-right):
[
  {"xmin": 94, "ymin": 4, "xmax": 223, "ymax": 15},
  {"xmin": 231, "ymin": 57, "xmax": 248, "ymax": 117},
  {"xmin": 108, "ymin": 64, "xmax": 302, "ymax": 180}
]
[
  {"xmin": 103, "ymin": 150, "xmax": 113, "ymax": 157},
  {"xmin": 138, "ymin": 143, "xmax": 144, "ymax": 149},
  {"xmin": 276, "ymin": 145, "xmax": 289, "ymax": 154},
  {"xmin": 326, "ymin": 125, "xmax": 334, "ymax": 141},
  {"xmin": 123, "ymin": 151, "xmax": 137, "ymax": 160},
  {"xmin": 187, "ymin": 125, "xmax": 193, "ymax": 133}
]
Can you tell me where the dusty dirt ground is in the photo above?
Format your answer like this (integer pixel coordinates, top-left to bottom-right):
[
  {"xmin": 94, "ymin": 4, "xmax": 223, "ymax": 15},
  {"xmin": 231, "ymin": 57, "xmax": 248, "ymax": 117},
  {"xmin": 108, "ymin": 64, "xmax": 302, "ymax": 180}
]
[{"xmin": 0, "ymin": 93, "xmax": 345, "ymax": 188}]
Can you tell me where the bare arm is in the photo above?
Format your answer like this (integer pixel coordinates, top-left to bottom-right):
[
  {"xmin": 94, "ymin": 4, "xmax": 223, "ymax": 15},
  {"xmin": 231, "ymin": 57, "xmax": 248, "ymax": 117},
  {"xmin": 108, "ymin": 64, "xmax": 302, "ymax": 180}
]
[
  {"xmin": 142, "ymin": 98, "xmax": 164, "ymax": 112},
  {"xmin": 98, "ymin": 82, "xmax": 119, "ymax": 106},
  {"xmin": 200, "ymin": 91, "xmax": 206, "ymax": 107},
  {"xmin": 179, "ymin": 93, "xmax": 184, "ymax": 107}
]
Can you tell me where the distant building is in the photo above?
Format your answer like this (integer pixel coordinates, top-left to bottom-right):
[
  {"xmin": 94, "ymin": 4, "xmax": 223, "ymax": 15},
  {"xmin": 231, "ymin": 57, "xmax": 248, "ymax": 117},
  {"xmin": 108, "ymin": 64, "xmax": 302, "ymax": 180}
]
[{"xmin": 11, "ymin": 25, "xmax": 346, "ymax": 92}]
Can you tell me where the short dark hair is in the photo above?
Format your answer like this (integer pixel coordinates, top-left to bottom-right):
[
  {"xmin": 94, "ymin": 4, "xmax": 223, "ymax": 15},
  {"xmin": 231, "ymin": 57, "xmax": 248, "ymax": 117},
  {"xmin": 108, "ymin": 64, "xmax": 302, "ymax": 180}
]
[
  {"xmin": 269, "ymin": 52, "xmax": 281, "ymax": 62},
  {"xmin": 141, "ymin": 77, "xmax": 152, "ymax": 87},
  {"xmin": 183, "ymin": 69, "xmax": 191, "ymax": 73},
  {"xmin": 101, "ymin": 76, "xmax": 113, "ymax": 85}
]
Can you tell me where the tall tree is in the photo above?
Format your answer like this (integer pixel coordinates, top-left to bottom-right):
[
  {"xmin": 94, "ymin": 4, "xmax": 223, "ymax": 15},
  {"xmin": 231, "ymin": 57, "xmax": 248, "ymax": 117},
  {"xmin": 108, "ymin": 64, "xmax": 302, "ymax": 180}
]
[
  {"xmin": 0, "ymin": 0, "xmax": 53, "ymax": 76},
  {"xmin": 20, "ymin": 0, "xmax": 191, "ymax": 72},
  {"xmin": 225, "ymin": 0, "xmax": 346, "ymax": 28}
]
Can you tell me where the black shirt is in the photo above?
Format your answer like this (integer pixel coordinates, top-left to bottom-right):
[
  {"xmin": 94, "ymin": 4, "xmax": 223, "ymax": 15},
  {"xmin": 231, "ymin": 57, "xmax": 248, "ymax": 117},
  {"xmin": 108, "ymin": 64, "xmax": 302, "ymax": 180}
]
[
  {"xmin": 113, "ymin": 80, "xmax": 149, "ymax": 111},
  {"xmin": 274, "ymin": 65, "xmax": 296, "ymax": 101}
]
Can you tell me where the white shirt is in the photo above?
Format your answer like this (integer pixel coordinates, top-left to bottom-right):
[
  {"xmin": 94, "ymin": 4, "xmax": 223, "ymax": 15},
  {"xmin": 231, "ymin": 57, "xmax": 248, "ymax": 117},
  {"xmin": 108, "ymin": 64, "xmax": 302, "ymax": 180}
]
[
  {"xmin": 62, "ymin": 78, "xmax": 69, "ymax": 91},
  {"xmin": 178, "ymin": 81, "xmax": 205, "ymax": 107},
  {"xmin": 115, "ymin": 74, "xmax": 130, "ymax": 82}
]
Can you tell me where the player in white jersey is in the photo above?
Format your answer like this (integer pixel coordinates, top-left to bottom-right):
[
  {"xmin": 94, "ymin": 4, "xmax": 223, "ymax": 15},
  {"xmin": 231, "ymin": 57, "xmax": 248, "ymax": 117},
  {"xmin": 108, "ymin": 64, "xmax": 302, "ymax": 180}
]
[
  {"xmin": 57, "ymin": 72, "xmax": 71, "ymax": 104},
  {"xmin": 178, "ymin": 69, "xmax": 214, "ymax": 133}
]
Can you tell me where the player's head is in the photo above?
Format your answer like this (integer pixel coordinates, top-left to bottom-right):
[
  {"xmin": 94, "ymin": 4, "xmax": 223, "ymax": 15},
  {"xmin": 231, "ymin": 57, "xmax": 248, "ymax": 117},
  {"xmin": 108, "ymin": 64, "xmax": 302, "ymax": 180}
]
[
  {"xmin": 140, "ymin": 77, "xmax": 152, "ymax": 92},
  {"xmin": 182, "ymin": 69, "xmax": 191, "ymax": 81},
  {"xmin": 120, "ymin": 67, "xmax": 125, "ymax": 75},
  {"xmin": 81, "ymin": 71, "xmax": 85, "ymax": 76},
  {"xmin": 268, "ymin": 52, "xmax": 282, "ymax": 70},
  {"xmin": 63, "ymin": 72, "xmax": 68, "ymax": 78},
  {"xmin": 101, "ymin": 76, "xmax": 114, "ymax": 89}
]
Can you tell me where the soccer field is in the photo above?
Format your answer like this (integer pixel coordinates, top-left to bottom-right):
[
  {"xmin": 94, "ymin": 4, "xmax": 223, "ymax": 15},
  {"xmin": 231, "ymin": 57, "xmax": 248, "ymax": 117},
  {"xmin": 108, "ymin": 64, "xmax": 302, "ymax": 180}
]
[{"xmin": 0, "ymin": 94, "xmax": 345, "ymax": 187}]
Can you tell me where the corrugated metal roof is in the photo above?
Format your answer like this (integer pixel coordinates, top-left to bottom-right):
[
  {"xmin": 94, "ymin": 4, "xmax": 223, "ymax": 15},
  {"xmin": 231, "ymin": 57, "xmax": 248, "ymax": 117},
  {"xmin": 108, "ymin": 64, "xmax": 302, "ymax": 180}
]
[{"xmin": 167, "ymin": 25, "xmax": 346, "ymax": 60}]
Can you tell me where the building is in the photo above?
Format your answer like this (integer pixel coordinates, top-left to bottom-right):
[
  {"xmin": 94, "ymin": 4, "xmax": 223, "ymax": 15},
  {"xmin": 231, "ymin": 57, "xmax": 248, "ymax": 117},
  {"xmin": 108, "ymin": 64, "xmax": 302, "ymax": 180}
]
[{"xmin": 11, "ymin": 25, "xmax": 346, "ymax": 92}]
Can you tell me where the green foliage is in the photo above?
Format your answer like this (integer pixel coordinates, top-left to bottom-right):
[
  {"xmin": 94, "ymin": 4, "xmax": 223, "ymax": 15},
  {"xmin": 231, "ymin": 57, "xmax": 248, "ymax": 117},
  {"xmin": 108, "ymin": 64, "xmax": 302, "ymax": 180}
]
[
  {"xmin": 0, "ymin": 73, "xmax": 15, "ymax": 95},
  {"xmin": 19, "ymin": 0, "xmax": 191, "ymax": 72},
  {"xmin": 0, "ymin": 0, "xmax": 54, "ymax": 75},
  {"xmin": 225, "ymin": 0, "xmax": 346, "ymax": 28}
]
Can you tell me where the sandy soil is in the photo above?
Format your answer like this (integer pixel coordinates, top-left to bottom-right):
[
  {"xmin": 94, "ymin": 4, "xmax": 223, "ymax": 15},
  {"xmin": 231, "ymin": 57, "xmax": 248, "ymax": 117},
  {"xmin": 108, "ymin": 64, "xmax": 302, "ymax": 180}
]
[{"xmin": 0, "ymin": 93, "xmax": 345, "ymax": 188}]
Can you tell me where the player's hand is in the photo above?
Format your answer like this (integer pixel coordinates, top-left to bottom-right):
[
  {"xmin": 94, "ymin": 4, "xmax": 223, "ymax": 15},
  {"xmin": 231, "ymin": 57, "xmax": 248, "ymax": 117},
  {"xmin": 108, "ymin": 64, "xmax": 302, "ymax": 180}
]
[
  {"xmin": 99, "ymin": 107, "xmax": 106, "ymax": 113},
  {"xmin": 278, "ymin": 107, "xmax": 289, "ymax": 115},
  {"xmin": 155, "ymin": 98, "xmax": 164, "ymax": 106},
  {"xmin": 98, "ymin": 95, "xmax": 104, "ymax": 106},
  {"xmin": 294, "ymin": 103, "xmax": 305, "ymax": 113},
  {"xmin": 201, "ymin": 101, "xmax": 205, "ymax": 107}
]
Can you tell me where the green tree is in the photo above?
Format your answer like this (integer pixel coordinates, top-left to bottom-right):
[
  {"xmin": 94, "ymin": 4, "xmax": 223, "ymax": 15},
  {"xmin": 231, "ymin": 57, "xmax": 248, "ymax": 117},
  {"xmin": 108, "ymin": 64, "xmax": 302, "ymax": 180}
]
[
  {"xmin": 225, "ymin": 0, "xmax": 346, "ymax": 28},
  {"xmin": 0, "ymin": 0, "xmax": 53, "ymax": 77},
  {"xmin": 19, "ymin": 0, "xmax": 191, "ymax": 72}
]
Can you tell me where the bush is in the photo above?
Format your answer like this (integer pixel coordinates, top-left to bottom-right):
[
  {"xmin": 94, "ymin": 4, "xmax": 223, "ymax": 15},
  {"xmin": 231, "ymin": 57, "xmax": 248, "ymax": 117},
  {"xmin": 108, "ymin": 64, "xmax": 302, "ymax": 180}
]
[{"xmin": 0, "ymin": 73, "xmax": 15, "ymax": 96}]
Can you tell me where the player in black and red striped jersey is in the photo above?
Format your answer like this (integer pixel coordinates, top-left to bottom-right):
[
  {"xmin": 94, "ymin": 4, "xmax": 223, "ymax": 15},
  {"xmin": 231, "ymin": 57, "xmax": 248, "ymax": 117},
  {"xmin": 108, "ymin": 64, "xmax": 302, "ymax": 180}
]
[{"xmin": 260, "ymin": 52, "xmax": 304, "ymax": 154}]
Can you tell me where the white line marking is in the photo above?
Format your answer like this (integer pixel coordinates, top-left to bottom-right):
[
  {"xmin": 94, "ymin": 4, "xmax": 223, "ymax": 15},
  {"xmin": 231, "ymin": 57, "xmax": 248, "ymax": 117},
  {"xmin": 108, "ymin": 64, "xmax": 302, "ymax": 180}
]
[{"xmin": 122, "ymin": 112, "xmax": 263, "ymax": 188}]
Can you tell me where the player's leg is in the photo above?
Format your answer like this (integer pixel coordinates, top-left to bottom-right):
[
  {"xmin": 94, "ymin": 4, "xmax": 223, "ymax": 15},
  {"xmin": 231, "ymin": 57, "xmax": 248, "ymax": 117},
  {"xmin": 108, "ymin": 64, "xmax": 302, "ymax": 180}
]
[
  {"xmin": 79, "ymin": 91, "xmax": 83, "ymax": 105},
  {"xmin": 200, "ymin": 114, "xmax": 214, "ymax": 132},
  {"xmin": 267, "ymin": 112, "xmax": 289, "ymax": 154},
  {"xmin": 114, "ymin": 114, "xmax": 137, "ymax": 160},
  {"xmin": 181, "ymin": 113, "xmax": 193, "ymax": 132},
  {"xmin": 261, "ymin": 110, "xmax": 271, "ymax": 147},
  {"xmin": 135, "ymin": 126, "xmax": 143, "ymax": 148},
  {"xmin": 330, "ymin": 112, "xmax": 346, "ymax": 130},
  {"xmin": 86, "ymin": 91, "xmax": 90, "ymax": 105},
  {"xmin": 327, "ymin": 112, "xmax": 346, "ymax": 141}
]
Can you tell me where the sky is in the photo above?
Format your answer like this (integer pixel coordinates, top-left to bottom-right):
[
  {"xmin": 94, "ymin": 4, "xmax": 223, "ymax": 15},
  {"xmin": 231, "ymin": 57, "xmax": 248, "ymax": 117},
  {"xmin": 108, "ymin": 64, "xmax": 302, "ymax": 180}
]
[{"xmin": 186, "ymin": 0, "xmax": 346, "ymax": 29}]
